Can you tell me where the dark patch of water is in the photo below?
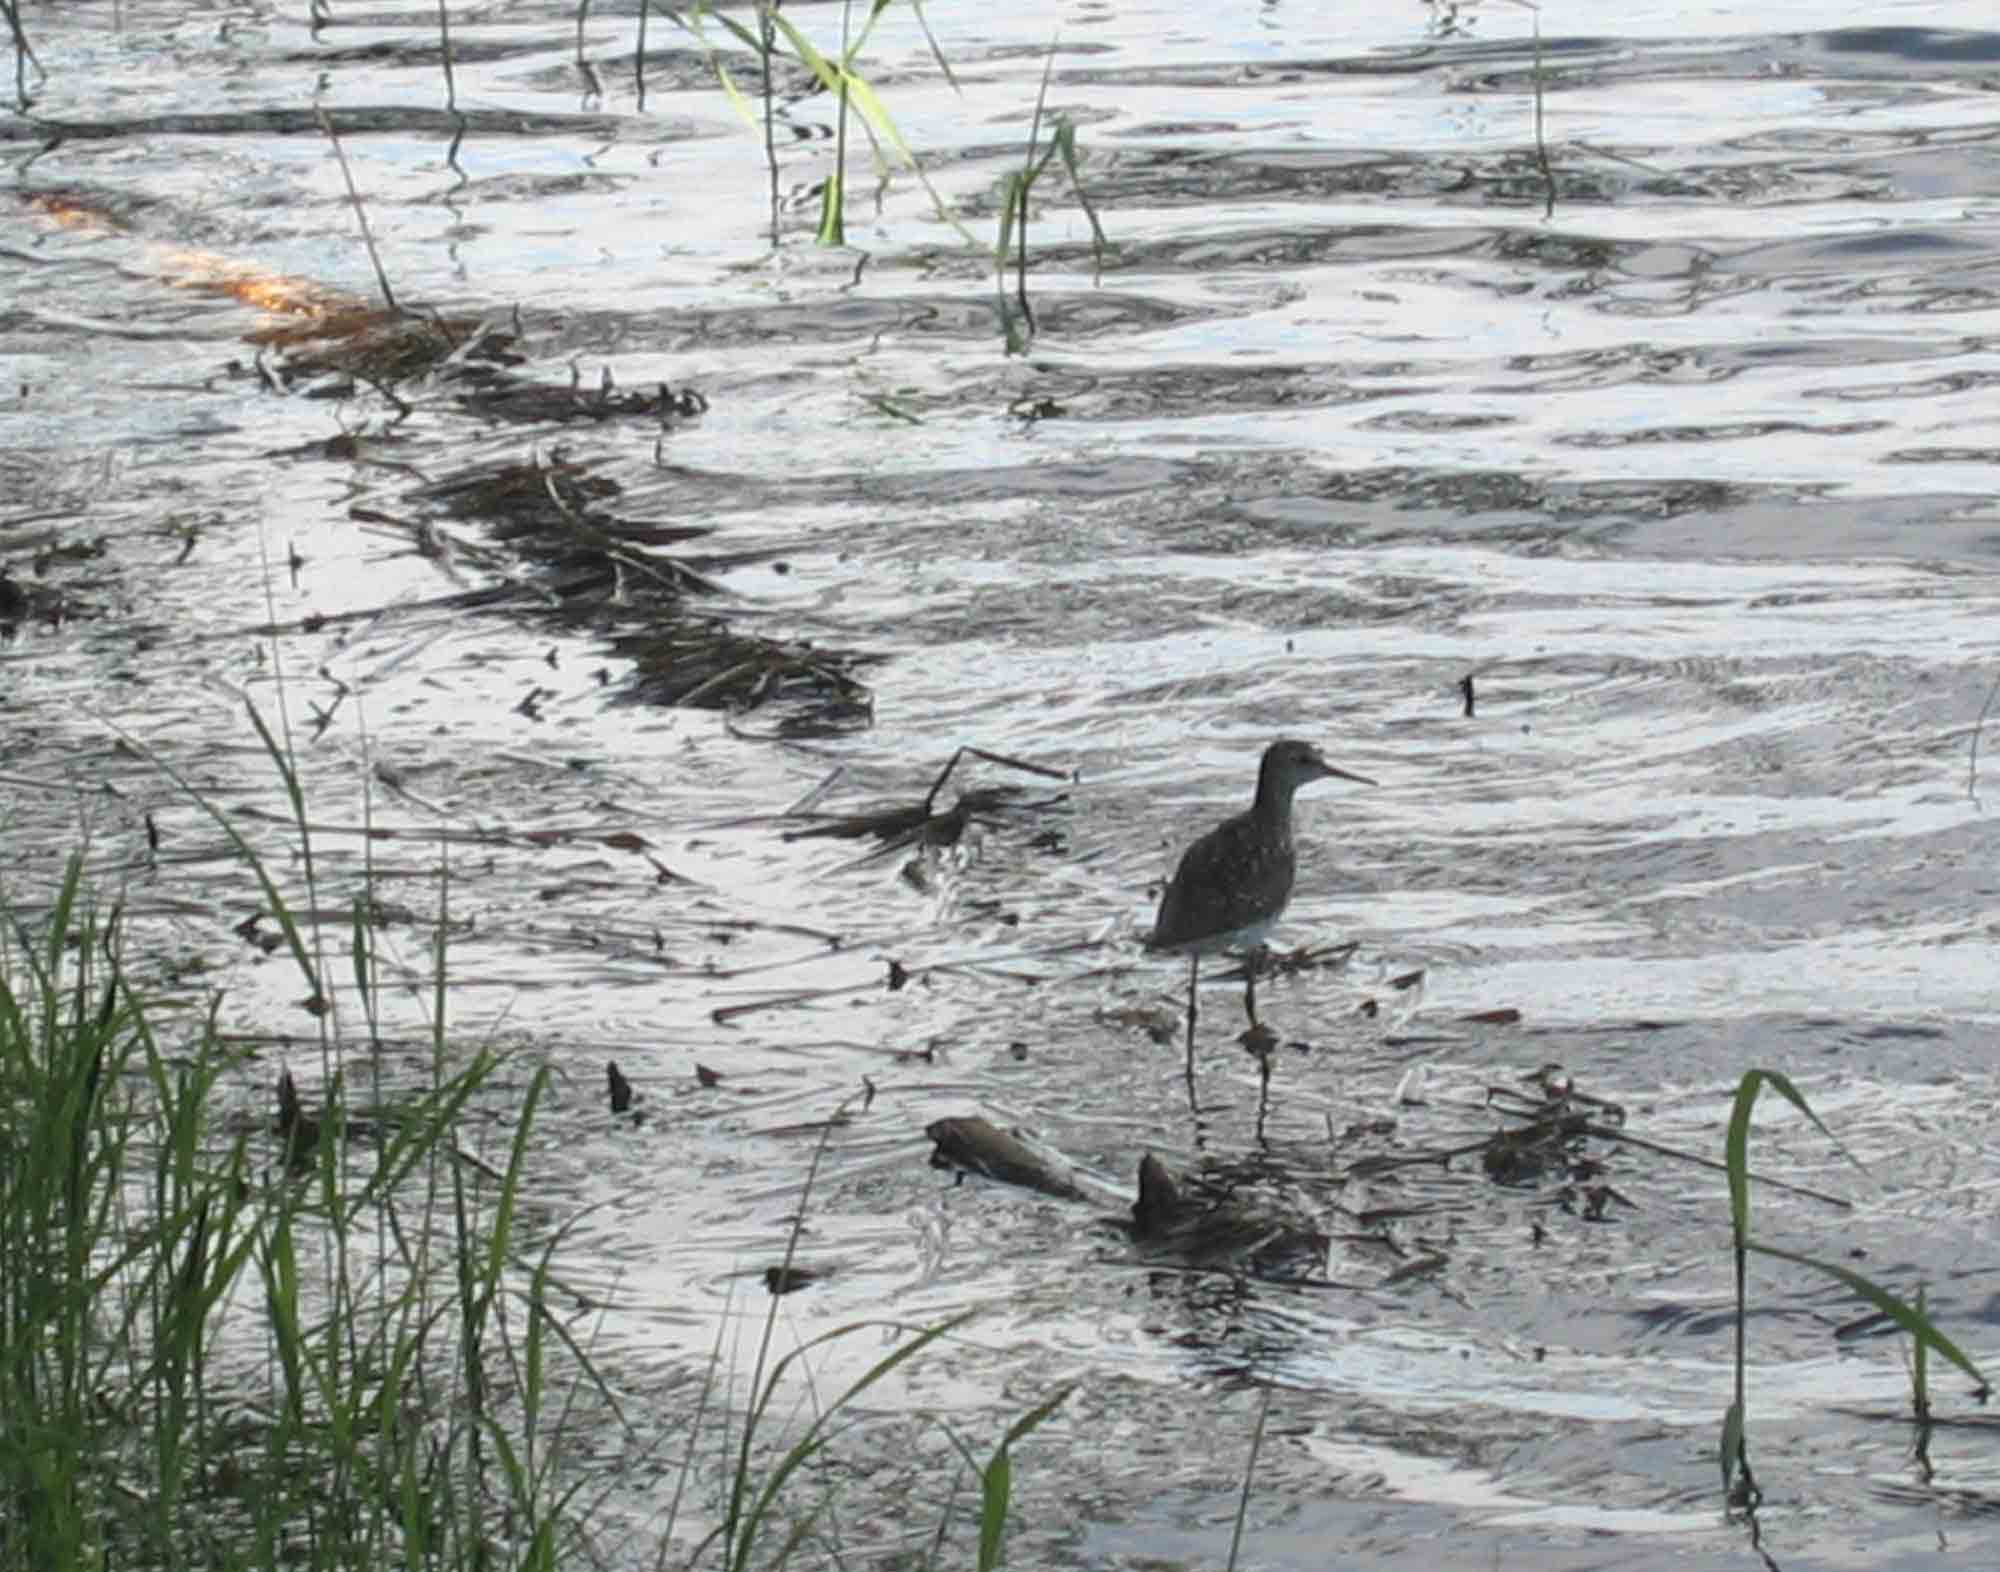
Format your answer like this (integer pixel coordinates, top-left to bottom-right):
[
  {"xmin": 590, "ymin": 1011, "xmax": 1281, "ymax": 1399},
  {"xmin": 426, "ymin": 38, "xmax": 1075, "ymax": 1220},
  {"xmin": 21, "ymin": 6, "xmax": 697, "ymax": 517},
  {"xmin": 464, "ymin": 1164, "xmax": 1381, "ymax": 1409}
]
[{"xmin": 2, "ymin": 104, "xmax": 711, "ymax": 141}]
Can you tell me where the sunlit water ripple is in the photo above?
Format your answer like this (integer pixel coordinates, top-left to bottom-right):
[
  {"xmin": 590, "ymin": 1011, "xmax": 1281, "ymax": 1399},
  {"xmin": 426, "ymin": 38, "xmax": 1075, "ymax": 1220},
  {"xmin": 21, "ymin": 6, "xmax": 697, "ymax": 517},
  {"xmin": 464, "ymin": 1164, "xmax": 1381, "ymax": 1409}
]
[{"xmin": 7, "ymin": 0, "xmax": 2000, "ymax": 1565}]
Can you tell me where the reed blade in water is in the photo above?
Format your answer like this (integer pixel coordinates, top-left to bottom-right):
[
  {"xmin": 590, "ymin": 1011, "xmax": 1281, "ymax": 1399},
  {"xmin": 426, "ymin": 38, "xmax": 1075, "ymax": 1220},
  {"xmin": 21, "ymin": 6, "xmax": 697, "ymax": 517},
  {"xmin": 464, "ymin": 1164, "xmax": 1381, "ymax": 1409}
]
[{"xmin": 1720, "ymin": 1067, "xmax": 1989, "ymax": 1506}]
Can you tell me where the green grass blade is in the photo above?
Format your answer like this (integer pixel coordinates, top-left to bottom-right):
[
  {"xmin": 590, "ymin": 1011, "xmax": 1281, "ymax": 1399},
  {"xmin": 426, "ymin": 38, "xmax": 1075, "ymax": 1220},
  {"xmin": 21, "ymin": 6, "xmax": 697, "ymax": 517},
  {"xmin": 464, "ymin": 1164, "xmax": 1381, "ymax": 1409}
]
[
  {"xmin": 116, "ymin": 713, "xmax": 320, "ymax": 994},
  {"xmin": 1051, "ymin": 120, "xmax": 1110, "ymax": 282},
  {"xmin": 1746, "ymin": 1238, "xmax": 1987, "ymax": 1390},
  {"xmin": 1725, "ymin": 1067, "xmax": 1863, "ymax": 1238},
  {"xmin": 977, "ymin": 1448, "xmax": 1011, "ymax": 1572},
  {"xmin": 1913, "ymin": 1283, "xmax": 1932, "ymax": 1420},
  {"xmin": 974, "ymin": 1380, "xmax": 1071, "ymax": 1571},
  {"xmin": 350, "ymin": 896, "xmax": 372, "ymax": 1016},
  {"xmin": 764, "ymin": 12, "xmax": 973, "ymax": 245},
  {"xmin": 43, "ymin": 848, "xmax": 83, "ymax": 979},
  {"xmin": 816, "ymin": 168, "xmax": 846, "ymax": 246},
  {"xmin": 480, "ymin": 1063, "xmax": 547, "ymax": 1288},
  {"xmin": 710, "ymin": 56, "xmax": 763, "ymax": 132},
  {"xmin": 826, "ymin": 0, "xmax": 894, "ymax": 69},
  {"xmin": 904, "ymin": 0, "xmax": 961, "ymax": 93},
  {"xmin": 1226, "ymin": 1387, "xmax": 1272, "ymax": 1572},
  {"xmin": 734, "ymin": 1311, "xmax": 977, "ymax": 1565},
  {"xmin": 767, "ymin": 12, "xmax": 839, "ymax": 93},
  {"xmin": 261, "ymin": 1210, "xmax": 306, "ymax": 1423},
  {"xmin": 1723, "ymin": 1073, "xmax": 1757, "ymax": 1240}
]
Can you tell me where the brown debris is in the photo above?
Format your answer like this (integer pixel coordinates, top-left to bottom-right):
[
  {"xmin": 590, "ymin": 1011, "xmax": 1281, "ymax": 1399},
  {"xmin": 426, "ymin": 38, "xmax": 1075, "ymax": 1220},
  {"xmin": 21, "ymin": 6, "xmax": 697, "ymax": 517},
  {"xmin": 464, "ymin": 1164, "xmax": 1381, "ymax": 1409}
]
[
  {"xmin": 275, "ymin": 1070, "xmax": 321, "ymax": 1169},
  {"xmin": 1216, "ymin": 940, "xmax": 1358, "ymax": 984},
  {"xmin": 926, "ymin": 1116, "xmax": 1087, "ymax": 1203},
  {"xmin": 764, "ymin": 1264, "xmax": 827, "ymax": 1295},
  {"xmin": 1122, "ymin": 1153, "xmax": 1329, "ymax": 1279},
  {"xmin": 273, "ymin": 1071, "xmax": 387, "ymax": 1171}
]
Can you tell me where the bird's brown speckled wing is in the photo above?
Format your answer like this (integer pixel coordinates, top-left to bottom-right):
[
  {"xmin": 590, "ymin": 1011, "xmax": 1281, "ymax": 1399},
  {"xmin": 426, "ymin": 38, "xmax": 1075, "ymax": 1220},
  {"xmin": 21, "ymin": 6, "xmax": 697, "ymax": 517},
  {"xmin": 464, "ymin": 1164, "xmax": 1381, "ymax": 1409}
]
[{"xmin": 1152, "ymin": 810, "xmax": 1297, "ymax": 950}]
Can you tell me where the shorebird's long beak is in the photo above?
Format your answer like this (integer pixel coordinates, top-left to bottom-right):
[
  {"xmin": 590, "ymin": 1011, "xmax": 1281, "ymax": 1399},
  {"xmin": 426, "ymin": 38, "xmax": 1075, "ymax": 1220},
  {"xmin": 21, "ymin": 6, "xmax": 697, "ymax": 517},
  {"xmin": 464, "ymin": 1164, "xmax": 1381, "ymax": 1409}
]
[{"xmin": 1312, "ymin": 753, "xmax": 1376, "ymax": 787}]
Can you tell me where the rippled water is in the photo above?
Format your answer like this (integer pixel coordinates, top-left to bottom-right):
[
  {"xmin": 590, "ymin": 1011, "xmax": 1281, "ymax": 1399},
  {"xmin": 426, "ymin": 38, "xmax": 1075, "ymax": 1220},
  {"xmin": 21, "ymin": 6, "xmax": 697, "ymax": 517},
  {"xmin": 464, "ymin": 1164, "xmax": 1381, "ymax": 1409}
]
[{"xmin": 8, "ymin": 0, "xmax": 2000, "ymax": 1566}]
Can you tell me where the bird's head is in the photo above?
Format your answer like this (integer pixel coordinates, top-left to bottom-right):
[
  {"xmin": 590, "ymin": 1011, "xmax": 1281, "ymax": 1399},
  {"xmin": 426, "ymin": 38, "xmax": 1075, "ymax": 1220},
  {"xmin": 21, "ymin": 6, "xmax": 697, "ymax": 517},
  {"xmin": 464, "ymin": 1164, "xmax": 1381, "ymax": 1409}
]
[{"xmin": 1262, "ymin": 737, "xmax": 1374, "ymax": 794}]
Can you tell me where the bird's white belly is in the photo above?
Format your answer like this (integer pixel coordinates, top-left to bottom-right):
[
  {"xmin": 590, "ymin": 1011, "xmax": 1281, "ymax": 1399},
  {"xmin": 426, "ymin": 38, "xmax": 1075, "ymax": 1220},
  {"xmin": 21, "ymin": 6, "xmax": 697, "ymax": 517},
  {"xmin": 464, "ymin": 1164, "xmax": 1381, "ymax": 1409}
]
[{"xmin": 1155, "ymin": 915, "xmax": 1276, "ymax": 957}]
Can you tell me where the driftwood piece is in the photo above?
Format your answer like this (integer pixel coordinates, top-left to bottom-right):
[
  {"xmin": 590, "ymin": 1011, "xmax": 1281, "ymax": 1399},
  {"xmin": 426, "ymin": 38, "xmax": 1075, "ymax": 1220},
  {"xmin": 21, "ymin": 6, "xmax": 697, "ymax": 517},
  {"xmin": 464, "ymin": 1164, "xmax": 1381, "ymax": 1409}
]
[
  {"xmin": 926, "ymin": 1116, "xmax": 1087, "ymax": 1202},
  {"xmin": 927, "ymin": 1122, "xmax": 1332, "ymax": 1281}
]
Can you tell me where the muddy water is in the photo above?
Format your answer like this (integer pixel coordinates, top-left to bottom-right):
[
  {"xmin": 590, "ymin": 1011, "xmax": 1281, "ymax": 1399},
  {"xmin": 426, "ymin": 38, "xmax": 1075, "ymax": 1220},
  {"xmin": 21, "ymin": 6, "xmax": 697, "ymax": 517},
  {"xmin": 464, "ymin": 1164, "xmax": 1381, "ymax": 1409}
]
[{"xmin": 8, "ymin": 0, "xmax": 2000, "ymax": 1565}]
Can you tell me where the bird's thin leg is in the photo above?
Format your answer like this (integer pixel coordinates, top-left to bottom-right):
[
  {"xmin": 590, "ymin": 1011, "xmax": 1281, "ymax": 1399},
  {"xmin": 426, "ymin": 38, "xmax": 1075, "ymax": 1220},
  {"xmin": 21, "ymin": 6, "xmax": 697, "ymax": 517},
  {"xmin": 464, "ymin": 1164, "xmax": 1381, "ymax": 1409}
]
[
  {"xmin": 1243, "ymin": 945, "xmax": 1263, "ymax": 1028},
  {"xmin": 1184, "ymin": 953, "xmax": 1200, "ymax": 1082}
]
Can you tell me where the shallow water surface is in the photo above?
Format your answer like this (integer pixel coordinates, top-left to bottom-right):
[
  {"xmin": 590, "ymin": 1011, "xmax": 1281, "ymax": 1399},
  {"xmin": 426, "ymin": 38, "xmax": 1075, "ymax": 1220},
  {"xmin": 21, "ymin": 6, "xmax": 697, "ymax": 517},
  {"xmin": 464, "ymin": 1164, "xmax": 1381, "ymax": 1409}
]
[{"xmin": 7, "ymin": 0, "xmax": 2000, "ymax": 1565}]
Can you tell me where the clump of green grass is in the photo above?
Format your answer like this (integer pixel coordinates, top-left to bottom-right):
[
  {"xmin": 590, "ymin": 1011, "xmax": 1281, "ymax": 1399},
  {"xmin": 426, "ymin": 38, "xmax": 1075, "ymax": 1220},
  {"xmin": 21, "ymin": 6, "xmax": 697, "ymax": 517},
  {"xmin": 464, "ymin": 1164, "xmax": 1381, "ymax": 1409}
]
[
  {"xmin": 994, "ymin": 45, "xmax": 1107, "ymax": 356},
  {"xmin": 636, "ymin": 1, "xmax": 1115, "ymax": 351},
  {"xmin": 663, "ymin": 0, "xmax": 967, "ymax": 252},
  {"xmin": 0, "ymin": 697, "xmax": 601, "ymax": 1571},
  {"xmin": 0, "ymin": 685, "xmax": 1075, "ymax": 1571}
]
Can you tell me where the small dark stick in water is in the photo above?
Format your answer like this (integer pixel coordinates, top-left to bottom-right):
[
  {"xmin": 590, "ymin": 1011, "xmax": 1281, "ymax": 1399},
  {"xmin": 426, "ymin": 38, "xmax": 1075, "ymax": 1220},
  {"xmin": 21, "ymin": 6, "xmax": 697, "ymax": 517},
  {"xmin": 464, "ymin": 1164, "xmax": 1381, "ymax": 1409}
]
[
  {"xmin": 1148, "ymin": 738, "xmax": 1375, "ymax": 1086},
  {"xmin": 606, "ymin": 1061, "xmax": 634, "ymax": 1114},
  {"xmin": 1459, "ymin": 673, "xmax": 1476, "ymax": 718}
]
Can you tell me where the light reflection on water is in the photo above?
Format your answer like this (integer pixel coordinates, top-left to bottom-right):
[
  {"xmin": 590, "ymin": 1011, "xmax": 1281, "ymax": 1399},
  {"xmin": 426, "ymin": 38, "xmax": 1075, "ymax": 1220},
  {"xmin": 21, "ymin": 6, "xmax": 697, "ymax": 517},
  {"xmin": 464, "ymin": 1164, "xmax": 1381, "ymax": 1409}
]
[{"xmin": 8, "ymin": 0, "xmax": 2000, "ymax": 1564}]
